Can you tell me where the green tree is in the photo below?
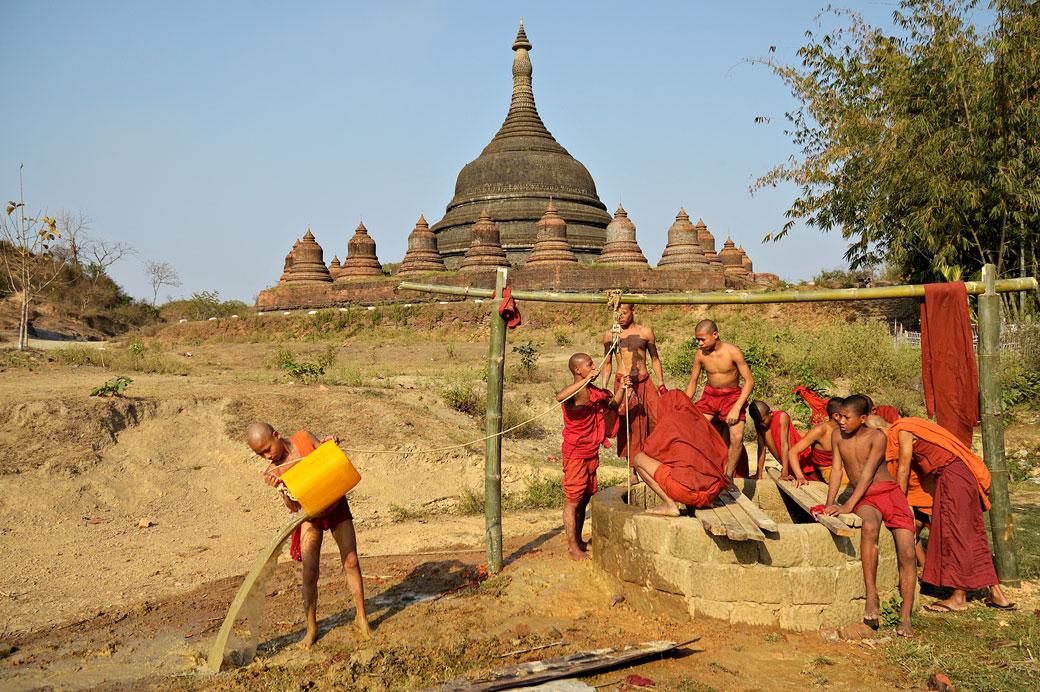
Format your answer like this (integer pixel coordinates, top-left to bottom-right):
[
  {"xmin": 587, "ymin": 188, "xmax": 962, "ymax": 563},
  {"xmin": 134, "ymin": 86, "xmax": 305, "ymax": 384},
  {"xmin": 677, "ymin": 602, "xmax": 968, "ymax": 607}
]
[{"xmin": 754, "ymin": 0, "xmax": 1039, "ymax": 296}]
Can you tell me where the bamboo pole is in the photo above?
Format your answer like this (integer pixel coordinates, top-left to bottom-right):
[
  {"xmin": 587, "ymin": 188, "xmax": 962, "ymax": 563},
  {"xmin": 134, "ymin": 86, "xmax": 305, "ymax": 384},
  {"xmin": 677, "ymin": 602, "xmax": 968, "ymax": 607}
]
[
  {"xmin": 484, "ymin": 268, "xmax": 507, "ymax": 573},
  {"xmin": 978, "ymin": 264, "xmax": 1020, "ymax": 585},
  {"xmin": 398, "ymin": 277, "xmax": 1038, "ymax": 305}
]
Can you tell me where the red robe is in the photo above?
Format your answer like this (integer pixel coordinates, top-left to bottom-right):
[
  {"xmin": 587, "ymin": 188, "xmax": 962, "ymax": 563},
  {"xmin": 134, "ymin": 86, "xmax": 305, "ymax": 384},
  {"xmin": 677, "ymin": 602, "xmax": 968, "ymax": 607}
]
[
  {"xmin": 561, "ymin": 385, "xmax": 619, "ymax": 459},
  {"xmin": 794, "ymin": 385, "xmax": 830, "ymax": 425},
  {"xmin": 921, "ymin": 282, "xmax": 979, "ymax": 446},
  {"xmin": 642, "ymin": 390, "xmax": 728, "ymax": 508},
  {"xmin": 770, "ymin": 412, "xmax": 814, "ymax": 478},
  {"xmin": 614, "ymin": 372, "xmax": 660, "ymax": 458},
  {"xmin": 874, "ymin": 405, "xmax": 901, "ymax": 424},
  {"xmin": 282, "ymin": 431, "xmax": 352, "ymax": 562}
]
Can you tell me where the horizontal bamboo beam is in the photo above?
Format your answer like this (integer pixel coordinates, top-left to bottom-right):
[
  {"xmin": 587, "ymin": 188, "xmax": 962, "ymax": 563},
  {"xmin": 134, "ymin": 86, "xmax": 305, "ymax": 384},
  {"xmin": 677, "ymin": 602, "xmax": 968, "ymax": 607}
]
[{"xmin": 397, "ymin": 277, "xmax": 1037, "ymax": 305}]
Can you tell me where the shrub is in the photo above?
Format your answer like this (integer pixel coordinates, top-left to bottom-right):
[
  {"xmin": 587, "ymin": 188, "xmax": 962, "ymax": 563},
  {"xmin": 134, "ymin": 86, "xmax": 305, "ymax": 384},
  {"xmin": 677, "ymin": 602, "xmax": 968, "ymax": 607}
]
[
  {"xmin": 52, "ymin": 345, "xmax": 105, "ymax": 367},
  {"xmin": 553, "ymin": 328, "xmax": 572, "ymax": 346},
  {"xmin": 456, "ymin": 486, "xmax": 485, "ymax": 515},
  {"xmin": 512, "ymin": 341, "xmax": 540, "ymax": 381},
  {"xmin": 443, "ymin": 380, "xmax": 484, "ymax": 416},
  {"xmin": 90, "ymin": 375, "xmax": 132, "ymax": 397}
]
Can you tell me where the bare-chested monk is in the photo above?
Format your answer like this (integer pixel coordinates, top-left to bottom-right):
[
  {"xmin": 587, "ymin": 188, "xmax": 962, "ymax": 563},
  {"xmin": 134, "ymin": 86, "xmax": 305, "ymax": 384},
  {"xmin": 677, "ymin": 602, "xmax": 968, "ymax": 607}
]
[
  {"xmin": 818, "ymin": 395, "xmax": 916, "ymax": 637},
  {"xmin": 246, "ymin": 422, "xmax": 372, "ymax": 648},
  {"xmin": 602, "ymin": 304, "xmax": 665, "ymax": 474},
  {"xmin": 685, "ymin": 319, "xmax": 753, "ymax": 479},
  {"xmin": 748, "ymin": 400, "xmax": 815, "ymax": 482},
  {"xmin": 787, "ymin": 396, "xmax": 847, "ymax": 487}
]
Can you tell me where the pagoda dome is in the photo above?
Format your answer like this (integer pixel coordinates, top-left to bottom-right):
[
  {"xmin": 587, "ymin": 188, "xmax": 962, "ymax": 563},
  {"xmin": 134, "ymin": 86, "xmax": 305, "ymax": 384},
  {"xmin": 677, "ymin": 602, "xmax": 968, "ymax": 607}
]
[
  {"xmin": 459, "ymin": 208, "xmax": 510, "ymax": 271},
  {"xmin": 598, "ymin": 204, "xmax": 650, "ymax": 267},
  {"xmin": 286, "ymin": 230, "xmax": 333, "ymax": 283},
  {"xmin": 525, "ymin": 200, "xmax": 578, "ymax": 266},
  {"xmin": 431, "ymin": 21, "xmax": 611, "ymax": 268},
  {"xmin": 718, "ymin": 237, "xmax": 745, "ymax": 271},
  {"xmin": 340, "ymin": 222, "xmax": 384, "ymax": 278},
  {"xmin": 695, "ymin": 218, "xmax": 724, "ymax": 267},
  {"xmin": 398, "ymin": 214, "xmax": 447, "ymax": 275},
  {"xmin": 657, "ymin": 207, "xmax": 708, "ymax": 269}
]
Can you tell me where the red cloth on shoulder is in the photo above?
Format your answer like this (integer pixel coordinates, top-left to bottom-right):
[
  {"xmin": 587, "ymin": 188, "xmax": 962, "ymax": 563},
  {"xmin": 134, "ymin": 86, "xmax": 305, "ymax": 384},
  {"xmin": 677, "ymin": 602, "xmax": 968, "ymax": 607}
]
[
  {"xmin": 497, "ymin": 286, "xmax": 522, "ymax": 328},
  {"xmin": 874, "ymin": 405, "xmax": 901, "ymax": 424},
  {"xmin": 642, "ymin": 390, "xmax": 728, "ymax": 506},
  {"xmin": 614, "ymin": 372, "xmax": 659, "ymax": 458},
  {"xmin": 561, "ymin": 385, "xmax": 618, "ymax": 459},
  {"xmin": 770, "ymin": 412, "xmax": 814, "ymax": 477},
  {"xmin": 921, "ymin": 282, "xmax": 978, "ymax": 446}
]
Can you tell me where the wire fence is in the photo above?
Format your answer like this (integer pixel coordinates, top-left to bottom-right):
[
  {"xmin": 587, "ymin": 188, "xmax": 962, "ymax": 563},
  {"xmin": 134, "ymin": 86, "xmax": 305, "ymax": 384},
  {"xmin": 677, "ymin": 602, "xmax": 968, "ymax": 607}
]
[{"xmin": 892, "ymin": 321, "xmax": 1039, "ymax": 354}]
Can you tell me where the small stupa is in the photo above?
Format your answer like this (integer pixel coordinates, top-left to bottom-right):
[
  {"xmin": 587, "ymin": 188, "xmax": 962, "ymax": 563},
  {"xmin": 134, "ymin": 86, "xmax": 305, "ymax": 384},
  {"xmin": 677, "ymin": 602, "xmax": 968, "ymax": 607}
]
[
  {"xmin": 695, "ymin": 218, "xmax": 724, "ymax": 267},
  {"xmin": 277, "ymin": 240, "xmax": 299, "ymax": 285},
  {"xmin": 328, "ymin": 256, "xmax": 344, "ymax": 280},
  {"xmin": 459, "ymin": 208, "xmax": 509, "ymax": 271},
  {"xmin": 657, "ymin": 207, "xmax": 708, "ymax": 269},
  {"xmin": 739, "ymin": 245, "xmax": 754, "ymax": 274},
  {"xmin": 525, "ymin": 200, "xmax": 578, "ymax": 266},
  {"xmin": 398, "ymin": 214, "xmax": 447, "ymax": 276},
  {"xmin": 340, "ymin": 222, "xmax": 384, "ymax": 278},
  {"xmin": 285, "ymin": 230, "xmax": 332, "ymax": 283},
  {"xmin": 597, "ymin": 204, "xmax": 650, "ymax": 267},
  {"xmin": 718, "ymin": 237, "xmax": 747, "ymax": 275}
]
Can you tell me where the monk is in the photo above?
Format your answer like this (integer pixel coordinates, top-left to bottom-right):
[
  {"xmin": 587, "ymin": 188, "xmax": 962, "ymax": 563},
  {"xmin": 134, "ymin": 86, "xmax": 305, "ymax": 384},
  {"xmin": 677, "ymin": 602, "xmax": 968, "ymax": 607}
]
[
  {"xmin": 631, "ymin": 390, "xmax": 729, "ymax": 516},
  {"xmin": 246, "ymin": 422, "xmax": 372, "ymax": 648},
  {"xmin": 787, "ymin": 397, "xmax": 847, "ymax": 487},
  {"xmin": 557, "ymin": 354, "xmax": 630, "ymax": 561},
  {"xmin": 863, "ymin": 395, "xmax": 902, "ymax": 425},
  {"xmin": 819, "ymin": 395, "xmax": 916, "ymax": 637},
  {"xmin": 748, "ymin": 400, "xmax": 816, "ymax": 483},
  {"xmin": 685, "ymin": 319, "xmax": 753, "ymax": 479},
  {"xmin": 602, "ymin": 304, "xmax": 664, "ymax": 473},
  {"xmin": 887, "ymin": 417, "xmax": 1014, "ymax": 613}
]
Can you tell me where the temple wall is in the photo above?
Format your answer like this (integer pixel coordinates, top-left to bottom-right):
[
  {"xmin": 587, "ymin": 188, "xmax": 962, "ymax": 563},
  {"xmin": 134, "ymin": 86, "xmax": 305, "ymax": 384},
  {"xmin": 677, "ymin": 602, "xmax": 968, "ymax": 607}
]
[{"xmin": 591, "ymin": 482, "xmax": 911, "ymax": 631}]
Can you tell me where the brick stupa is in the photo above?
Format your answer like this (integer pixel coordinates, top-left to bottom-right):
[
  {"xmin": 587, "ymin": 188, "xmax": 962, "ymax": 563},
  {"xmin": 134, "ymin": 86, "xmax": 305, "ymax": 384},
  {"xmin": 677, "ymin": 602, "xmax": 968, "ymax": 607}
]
[
  {"xmin": 739, "ymin": 245, "xmax": 753, "ymax": 273},
  {"xmin": 525, "ymin": 200, "xmax": 578, "ymax": 266},
  {"xmin": 340, "ymin": 222, "xmax": 384, "ymax": 278},
  {"xmin": 328, "ymin": 256, "xmax": 344, "ymax": 280},
  {"xmin": 277, "ymin": 239, "xmax": 299, "ymax": 285},
  {"xmin": 598, "ymin": 204, "xmax": 650, "ymax": 267},
  {"xmin": 285, "ymin": 230, "xmax": 332, "ymax": 283},
  {"xmin": 657, "ymin": 207, "xmax": 708, "ymax": 269},
  {"xmin": 719, "ymin": 237, "xmax": 748, "ymax": 276},
  {"xmin": 459, "ymin": 208, "xmax": 509, "ymax": 271},
  {"xmin": 696, "ymin": 218, "xmax": 724, "ymax": 268},
  {"xmin": 398, "ymin": 214, "xmax": 446, "ymax": 276}
]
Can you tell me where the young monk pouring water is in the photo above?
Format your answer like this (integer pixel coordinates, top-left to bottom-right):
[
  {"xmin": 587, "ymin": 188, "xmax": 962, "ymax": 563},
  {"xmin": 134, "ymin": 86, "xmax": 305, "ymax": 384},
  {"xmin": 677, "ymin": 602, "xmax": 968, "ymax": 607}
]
[{"xmin": 246, "ymin": 422, "xmax": 372, "ymax": 648}]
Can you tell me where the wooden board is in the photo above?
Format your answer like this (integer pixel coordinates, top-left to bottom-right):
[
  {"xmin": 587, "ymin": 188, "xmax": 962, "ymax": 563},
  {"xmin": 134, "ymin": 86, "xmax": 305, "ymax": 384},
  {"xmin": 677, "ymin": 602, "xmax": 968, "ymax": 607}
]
[
  {"xmin": 721, "ymin": 485, "xmax": 779, "ymax": 533},
  {"xmin": 713, "ymin": 494, "xmax": 766, "ymax": 542},
  {"xmin": 425, "ymin": 640, "xmax": 687, "ymax": 692},
  {"xmin": 695, "ymin": 507, "xmax": 729, "ymax": 537},
  {"xmin": 702, "ymin": 499, "xmax": 749, "ymax": 541},
  {"xmin": 800, "ymin": 482, "xmax": 863, "ymax": 528},
  {"xmin": 767, "ymin": 468, "xmax": 855, "ymax": 538}
]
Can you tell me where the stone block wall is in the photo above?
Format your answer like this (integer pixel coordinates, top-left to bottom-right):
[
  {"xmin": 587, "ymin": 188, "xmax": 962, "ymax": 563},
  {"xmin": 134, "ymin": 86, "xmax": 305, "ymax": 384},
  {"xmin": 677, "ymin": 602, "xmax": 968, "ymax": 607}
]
[{"xmin": 591, "ymin": 481, "xmax": 907, "ymax": 631}]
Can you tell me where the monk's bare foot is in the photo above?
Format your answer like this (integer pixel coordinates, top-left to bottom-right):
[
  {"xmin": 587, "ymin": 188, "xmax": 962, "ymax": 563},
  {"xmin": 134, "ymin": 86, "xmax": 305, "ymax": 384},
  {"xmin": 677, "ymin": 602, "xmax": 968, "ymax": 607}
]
[
  {"xmin": 355, "ymin": 616, "xmax": 373, "ymax": 639},
  {"xmin": 926, "ymin": 595, "xmax": 968, "ymax": 613},
  {"xmin": 301, "ymin": 625, "xmax": 318, "ymax": 650},
  {"xmin": 569, "ymin": 545, "xmax": 590, "ymax": 561},
  {"xmin": 645, "ymin": 505, "xmax": 680, "ymax": 517},
  {"xmin": 864, "ymin": 594, "xmax": 880, "ymax": 624},
  {"xmin": 896, "ymin": 619, "xmax": 913, "ymax": 638}
]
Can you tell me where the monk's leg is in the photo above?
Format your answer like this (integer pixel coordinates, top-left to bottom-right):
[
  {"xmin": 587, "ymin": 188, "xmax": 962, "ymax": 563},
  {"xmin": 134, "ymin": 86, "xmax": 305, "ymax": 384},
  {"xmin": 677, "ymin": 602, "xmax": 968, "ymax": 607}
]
[
  {"xmin": 299, "ymin": 522, "xmax": 323, "ymax": 649},
  {"xmin": 575, "ymin": 494, "xmax": 591, "ymax": 551},
  {"xmin": 563, "ymin": 500, "xmax": 588, "ymax": 561},
  {"xmin": 856, "ymin": 506, "xmax": 883, "ymax": 627},
  {"xmin": 914, "ymin": 518, "xmax": 927, "ymax": 579},
  {"xmin": 724, "ymin": 420, "xmax": 746, "ymax": 479},
  {"xmin": 330, "ymin": 519, "xmax": 372, "ymax": 638},
  {"xmin": 632, "ymin": 452, "xmax": 679, "ymax": 517},
  {"xmin": 892, "ymin": 527, "xmax": 917, "ymax": 637}
]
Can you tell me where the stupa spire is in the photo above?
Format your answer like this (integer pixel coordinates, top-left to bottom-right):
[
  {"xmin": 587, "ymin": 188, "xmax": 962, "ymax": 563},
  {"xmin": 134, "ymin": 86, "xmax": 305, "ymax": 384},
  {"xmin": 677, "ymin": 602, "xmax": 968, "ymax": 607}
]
[{"xmin": 493, "ymin": 20, "xmax": 554, "ymax": 140}]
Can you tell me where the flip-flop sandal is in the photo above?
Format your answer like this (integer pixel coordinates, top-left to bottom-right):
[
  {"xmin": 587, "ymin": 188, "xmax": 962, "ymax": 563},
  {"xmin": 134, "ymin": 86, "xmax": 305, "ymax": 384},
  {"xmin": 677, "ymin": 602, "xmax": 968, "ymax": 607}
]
[
  {"xmin": 923, "ymin": 603, "xmax": 963, "ymax": 613},
  {"xmin": 984, "ymin": 599, "xmax": 1018, "ymax": 610}
]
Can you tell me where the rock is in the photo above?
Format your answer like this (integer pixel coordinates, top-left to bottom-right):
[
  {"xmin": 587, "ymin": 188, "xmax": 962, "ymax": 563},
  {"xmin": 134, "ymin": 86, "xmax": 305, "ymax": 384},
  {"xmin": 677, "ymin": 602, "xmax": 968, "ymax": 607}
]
[
  {"xmin": 512, "ymin": 623, "xmax": 531, "ymax": 637},
  {"xmin": 319, "ymin": 385, "xmax": 329, "ymax": 392},
  {"xmin": 819, "ymin": 628, "xmax": 841, "ymax": 643},
  {"xmin": 351, "ymin": 647, "xmax": 379, "ymax": 668},
  {"xmin": 839, "ymin": 622, "xmax": 877, "ymax": 640},
  {"xmin": 0, "ymin": 643, "xmax": 15, "ymax": 658},
  {"xmin": 137, "ymin": 518, "xmax": 155, "ymax": 529},
  {"xmin": 610, "ymin": 594, "xmax": 626, "ymax": 607},
  {"xmin": 546, "ymin": 627, "xmax": 563, "ymax": 640}
]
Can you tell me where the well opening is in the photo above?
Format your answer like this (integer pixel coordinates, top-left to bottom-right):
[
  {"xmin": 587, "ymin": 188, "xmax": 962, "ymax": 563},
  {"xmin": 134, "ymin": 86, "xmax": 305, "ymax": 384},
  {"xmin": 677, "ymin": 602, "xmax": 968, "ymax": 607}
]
[{"xmin": 590, "ymin": 479, "xmax": 904, "ymax": 631}]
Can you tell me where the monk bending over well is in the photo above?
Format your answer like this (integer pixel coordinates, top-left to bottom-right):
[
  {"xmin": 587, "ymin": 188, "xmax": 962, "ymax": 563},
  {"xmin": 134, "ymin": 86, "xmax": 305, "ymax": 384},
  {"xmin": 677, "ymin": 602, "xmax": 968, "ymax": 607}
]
[
  {"xmin": 788, "ymin": 397, "xmax": 848, "ymax": 487},
  {"xmin": 749, "ymin": 400, "xmax": 816, "ymax": 483},
  {"xmin": 686, "ymin": 319, "xmax": 753, "ymax": 479},
  {"xmin": 556, "ymin": 354, "xmax": 630, "ymax": 561},
  {"xmin": 246, "ymin": 423, "xmax": 372, "ymax": 648},
  {"xmin": 819, "ymin": 395, "xmax": 916, "ymax": 637},
  {"xmin": 602, "ymin": 304, "xmax": 664, "ymax": 475},
  {"xmin": 631, "ymin": 390, "xmax": 729, "ymax": 516},
  {"xmin": 887, "ymin": 417, "xmax": 1014, "ymax": 613}
]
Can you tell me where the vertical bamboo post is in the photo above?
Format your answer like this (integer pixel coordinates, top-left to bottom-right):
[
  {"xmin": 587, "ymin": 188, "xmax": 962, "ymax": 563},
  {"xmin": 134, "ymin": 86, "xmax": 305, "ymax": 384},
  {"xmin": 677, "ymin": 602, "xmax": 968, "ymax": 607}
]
[
  {"xmin": 978, "ymin": 263, "xmax": 1020, "ymax": 585},
  {"xmin": 485, "ymin": 267, "xmax": 508, "ymax": 573}
]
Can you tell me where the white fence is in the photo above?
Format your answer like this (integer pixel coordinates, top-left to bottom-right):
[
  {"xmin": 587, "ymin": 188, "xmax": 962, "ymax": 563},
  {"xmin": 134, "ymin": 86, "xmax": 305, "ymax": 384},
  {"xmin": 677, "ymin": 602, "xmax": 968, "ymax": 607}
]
[{"xmin": 892, "ymin": 321, "xmax": 1034, "ymax": 353}]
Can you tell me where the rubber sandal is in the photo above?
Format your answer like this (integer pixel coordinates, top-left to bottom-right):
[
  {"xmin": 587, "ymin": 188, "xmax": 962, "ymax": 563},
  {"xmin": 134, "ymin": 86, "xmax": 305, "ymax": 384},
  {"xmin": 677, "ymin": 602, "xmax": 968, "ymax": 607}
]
[{"xmin": 983, "ymin": 599, "xmax": 1017, "ymax": 610}]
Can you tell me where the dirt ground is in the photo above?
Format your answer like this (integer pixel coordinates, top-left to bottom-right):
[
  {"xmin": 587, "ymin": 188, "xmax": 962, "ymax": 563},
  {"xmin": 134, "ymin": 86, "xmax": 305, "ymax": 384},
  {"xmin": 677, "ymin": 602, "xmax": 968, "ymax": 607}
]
[{"xmin": 1, "ymin": 322, "xmax": 1038, "ymax": 691}]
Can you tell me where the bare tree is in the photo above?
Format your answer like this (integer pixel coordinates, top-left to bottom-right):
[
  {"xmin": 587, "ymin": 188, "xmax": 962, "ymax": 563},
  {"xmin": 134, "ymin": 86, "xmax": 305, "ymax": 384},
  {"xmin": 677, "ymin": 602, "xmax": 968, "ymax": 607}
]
[
  {"xmin": 54, "ymin": 209, "xmax": 92, "ymax": 268},
  {"xmin": 0, "ymin": 165, "xmax": 65, "ymax": 350},
  {"xmin": 144, "ymin": 259, "xmax": 181, "ymax": 305},
  {"xmin": 84, "ymin": 238, "xmax": 135, "ymax": 284}
]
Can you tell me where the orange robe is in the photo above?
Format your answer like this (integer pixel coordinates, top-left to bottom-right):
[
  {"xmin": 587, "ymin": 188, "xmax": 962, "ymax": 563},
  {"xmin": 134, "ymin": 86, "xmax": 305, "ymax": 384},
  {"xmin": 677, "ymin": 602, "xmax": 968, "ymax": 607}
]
[{"xmin": 884, "ymin": 418, "xmax": 990, "ymax": 510}]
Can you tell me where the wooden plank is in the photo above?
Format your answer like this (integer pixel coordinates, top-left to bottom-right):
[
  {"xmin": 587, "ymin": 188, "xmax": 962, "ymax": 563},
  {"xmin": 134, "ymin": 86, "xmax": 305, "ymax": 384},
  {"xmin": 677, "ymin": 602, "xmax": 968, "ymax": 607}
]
[
  {"xmin": 426, "ymin": 640, "xmax": 687, "ymax": 692},
  {"xmin": 802, "ymin": 482, "xmax": 862, "ymax": 528},
  {"xmin": 714, "ymin": 493, "xmax": 766, "ymax": 542},
  {"xmin": 766, "ymin": 468, "xmax": 855, "ymax": 538},
  {"xmin": 695, "ymin": 507, "xmax": 729, "ymax": 537},
  {"xmin": 721, "ymin": 485, "xmax": 778, "ymax": 533},
  {"xmin": 706, "ymin": 497, "xmax": 750, "ymax": 541}
]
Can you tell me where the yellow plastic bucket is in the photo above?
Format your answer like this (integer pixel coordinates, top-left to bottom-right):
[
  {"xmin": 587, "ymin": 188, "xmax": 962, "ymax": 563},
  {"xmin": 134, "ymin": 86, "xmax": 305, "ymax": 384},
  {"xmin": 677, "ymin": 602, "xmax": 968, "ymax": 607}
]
[{"xmin": 280, "ymin": 441, "xmax": 361, "ymax": 517}]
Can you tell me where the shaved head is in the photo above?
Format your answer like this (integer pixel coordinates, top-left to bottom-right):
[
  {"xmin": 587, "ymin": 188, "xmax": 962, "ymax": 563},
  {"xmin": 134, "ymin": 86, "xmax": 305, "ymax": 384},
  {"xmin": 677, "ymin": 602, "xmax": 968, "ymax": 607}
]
[
  {"xmin": 826, "ymin": 397, "xmax": 845, "ymax": 417},
  {"xmin": 842, "ymin": 394, "xmax": 870, "ymax": 417},
  {"xmin": 865, "ymin": 414, "xmax": 891, "ymax": 430},
  {"xmin": 862, "ymin": 394, "xmax": 875, "ymax": 411},
  {"xmin": 749, "ymin": 400, "xmax": 770, "ymax": 425},
  {"xmin": 568, "ymin": 353, "xmax": 592, "ymax": 373},
  {"xmin": 246, "ymin": 422, "xmax": 275, "ymax": 449},
  {"xmin": 695, "ymin": 319, "xmax": 718, "ymax": 335}
]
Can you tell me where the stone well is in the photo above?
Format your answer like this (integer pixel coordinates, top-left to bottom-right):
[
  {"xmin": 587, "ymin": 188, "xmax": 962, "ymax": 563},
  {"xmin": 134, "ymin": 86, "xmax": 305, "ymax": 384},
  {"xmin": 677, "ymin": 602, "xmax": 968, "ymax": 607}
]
[{"xmin": 590, "ymin": 480, "xmax": 905, "ymax": 631}]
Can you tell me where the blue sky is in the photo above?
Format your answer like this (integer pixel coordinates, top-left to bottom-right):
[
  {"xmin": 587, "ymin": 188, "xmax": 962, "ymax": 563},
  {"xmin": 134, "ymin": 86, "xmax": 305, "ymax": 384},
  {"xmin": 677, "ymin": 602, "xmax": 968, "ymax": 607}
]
[{"xmin": 2, "ymin": 1, "xmax": 907, "ymax": 303}]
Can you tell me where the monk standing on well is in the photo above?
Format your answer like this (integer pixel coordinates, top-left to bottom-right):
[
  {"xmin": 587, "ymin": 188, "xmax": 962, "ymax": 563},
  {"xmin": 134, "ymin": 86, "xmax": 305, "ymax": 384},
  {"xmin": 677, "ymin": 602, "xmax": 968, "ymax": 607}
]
[
  {"xmin": 631, "ymin": 390, "xmax": 729, "ymax": 516},
  {"xmin": 246, "ymin": 422, "xmax": 372, "ymax": 648},
  {"xmin": 819, "ymin": 395, "xmax": 916, "ymax": 637},
  {"xmin": 748, "ymin": 400, "xmax": 815, "ymax": 483},
  {"xmin": 602, "ymin": 304, "xmax": 664, "ymax": 473},
  {"xmin": 886, "ymin": 417, "xmax": 1014, "ymax": 613},
  {"xmin": 685, "ymin": 319, "xmax": 753, "ymax": 479}
]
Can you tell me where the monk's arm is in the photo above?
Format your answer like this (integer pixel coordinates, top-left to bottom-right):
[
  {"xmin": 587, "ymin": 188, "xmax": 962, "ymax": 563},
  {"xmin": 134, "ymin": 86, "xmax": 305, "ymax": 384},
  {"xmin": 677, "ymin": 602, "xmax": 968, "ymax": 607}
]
[
  {"xmin": 557, "ymin": 371, "xmax": 598, "ymax": 403},
  {"xmin": 685, "ymin": 354, "xmax": 703, "ymax": 399},
  {"xmin": 787, "ymin": 425, "xmax": 820, "ymax": 484},
  {"xmin": 756, "ymin": 428, "xmax": 768, "ymax": 477},
  {"xmin": 728, "ymin": 349, "xmax": 754, "ymax": 424},
  {"xmin": 839, "ymin": 432, "xmax": 887, "ymax": 513},
  {"xmin": 823, "ymin": 431, "xmax": 844, "ymax": 508},
  {"xmin": 776, "ymin": 413, "xmax": 796, "ymax": 481},
  {"xmin": 646, "ymin": 328, "xmax": 665, "ymax": 388},
  {"xmin": 896, "ymin": 430, "xmax": 915, "ymax": 495}
]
